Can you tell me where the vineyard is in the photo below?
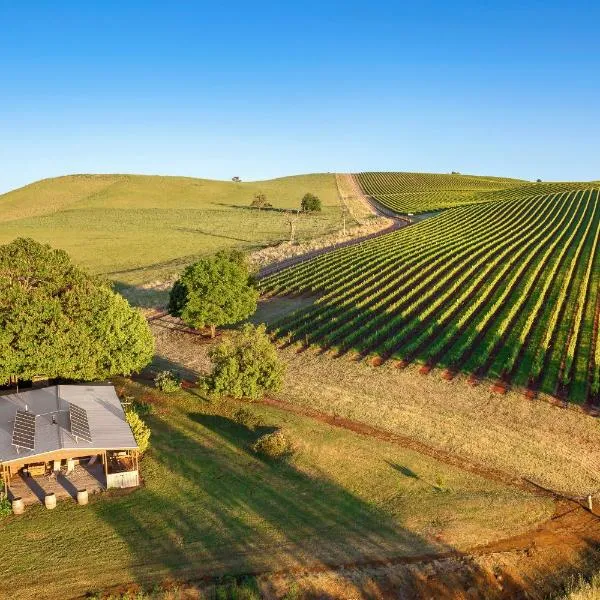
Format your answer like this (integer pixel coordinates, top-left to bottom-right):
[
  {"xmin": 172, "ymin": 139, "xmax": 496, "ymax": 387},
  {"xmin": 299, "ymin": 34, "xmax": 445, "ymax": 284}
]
[
  {"xmin": 356, "ymin": 171, "xmax": 524, "ymax": 213},
  {"xmin": 261, "ymin": 184, "xmax": 600, "ymax": 404}
]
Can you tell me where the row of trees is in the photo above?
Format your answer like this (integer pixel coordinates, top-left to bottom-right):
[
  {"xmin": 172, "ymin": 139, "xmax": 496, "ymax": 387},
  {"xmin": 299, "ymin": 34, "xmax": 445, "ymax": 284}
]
[{"xmin": 250, "ymin": 192, "xmax": 321, "ymax": 213}]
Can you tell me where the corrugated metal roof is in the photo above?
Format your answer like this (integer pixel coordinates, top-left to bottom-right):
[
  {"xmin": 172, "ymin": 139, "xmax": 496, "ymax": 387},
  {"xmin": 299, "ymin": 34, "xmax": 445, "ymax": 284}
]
[{"xmin": 0, "ymin": 385, "xmax": 138, "ymax": 463}]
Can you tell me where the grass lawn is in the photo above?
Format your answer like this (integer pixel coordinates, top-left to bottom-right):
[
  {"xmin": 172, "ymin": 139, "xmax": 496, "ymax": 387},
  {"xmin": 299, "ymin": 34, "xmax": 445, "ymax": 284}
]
[
  {"xmin": 0, "ymin": 173, "xmax": 346, "ymax": 288},
  {"xmin": 0, "ymin": 380, "xmax": 552, "ymax": 600}
]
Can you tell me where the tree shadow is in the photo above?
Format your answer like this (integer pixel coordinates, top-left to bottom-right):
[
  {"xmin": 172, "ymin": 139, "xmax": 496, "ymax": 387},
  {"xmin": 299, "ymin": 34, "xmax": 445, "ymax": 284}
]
[
  {"xmin": 175, "ymin": 227, "xmax": 252, "ymax": 243},
  {"xmin": 88, "ymin": 389, "xmax": 528, "ymax": 598},
  {"xmin": 387, "ymin": 461, "xmax": 419, "ymax": 480},
  {"xmin": 113, "ymin": 281, "xmax": 170, "ymax": 309}
]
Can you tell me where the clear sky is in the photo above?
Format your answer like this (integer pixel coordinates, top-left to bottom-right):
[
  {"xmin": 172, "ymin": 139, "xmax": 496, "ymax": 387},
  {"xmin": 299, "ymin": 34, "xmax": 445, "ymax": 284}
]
[{"xmin": 1, "ymin": 1, "xmax": 599, "ymax": 193}]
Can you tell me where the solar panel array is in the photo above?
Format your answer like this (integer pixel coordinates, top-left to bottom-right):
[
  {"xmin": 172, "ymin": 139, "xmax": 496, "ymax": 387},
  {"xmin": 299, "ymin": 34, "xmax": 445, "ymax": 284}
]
[
  {"xmin": 12, "ymin": 410, "xmax": 36, "ymax": 450},
  {"xmin": 68, "ymin": 402, "xmax": 92, "ymax": 443}
]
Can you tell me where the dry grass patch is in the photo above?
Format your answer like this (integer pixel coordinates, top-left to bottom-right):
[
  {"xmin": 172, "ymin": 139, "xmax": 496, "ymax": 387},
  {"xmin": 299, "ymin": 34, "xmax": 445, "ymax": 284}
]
[{"xmin": 277, "ymin": 348, "xmax": 600, "ymax": 497}]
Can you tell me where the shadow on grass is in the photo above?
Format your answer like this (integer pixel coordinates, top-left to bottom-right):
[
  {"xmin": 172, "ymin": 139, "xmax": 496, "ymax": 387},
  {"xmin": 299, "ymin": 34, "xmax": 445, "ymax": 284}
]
[
  {"xmin": 175, "ymin": 227, "xmax": 252, "ymax": 243},
  {"xmin": 89, "ymin": 382, "xmax": 530, "ymax": 598},
  {"xmin": 113, "ymin": 281, "xmax": 170, "ymax": 309},
  {"xmin": 387, "ymin": 461, "xmax": 419, "ymax": 480}
]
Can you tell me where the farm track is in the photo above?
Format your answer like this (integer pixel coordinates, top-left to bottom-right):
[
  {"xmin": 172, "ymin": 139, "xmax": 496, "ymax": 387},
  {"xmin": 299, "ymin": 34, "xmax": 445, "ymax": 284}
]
[
  {"xmin": 93, "ymin": 500, "xmax": 600, "ymax": 600},
  {"xmin": 258, "ymin": 187, "xmax": 409, "ymax": 279},
  {"xmin": 260, "ymin": 396, "xmax": 582, "ymax": 501},
  {"xmin": 134, "ymin": 360, "xmax": 600, "ymax": 599}
]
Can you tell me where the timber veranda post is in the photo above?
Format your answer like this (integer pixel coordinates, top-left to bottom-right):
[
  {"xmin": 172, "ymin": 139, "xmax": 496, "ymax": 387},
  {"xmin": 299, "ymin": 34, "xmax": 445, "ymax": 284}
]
[
  {"xmin": 103, "ymin": 450, "xmax": 108, "ymax": 488},
  {"xmin": 1, "ymin": 464, "xmax": 9, "ymax": 498}
]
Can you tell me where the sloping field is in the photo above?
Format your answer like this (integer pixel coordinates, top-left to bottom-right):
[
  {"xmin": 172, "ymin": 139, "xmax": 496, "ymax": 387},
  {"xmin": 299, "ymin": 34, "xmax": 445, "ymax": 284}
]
[
  {"xmin": 261, "ymin": 184, "xmax": 600, "ymax": 404},
  {"xmin": 0, "ymin": 173, "xmax": 344, "ymax": 285},
  {"xmin": 0, "ymin": 379, "xmax": 553, "ymax": 599},
  {"xmin": 355, "ymin": 171, "xmax": 525, "ymax": 213}
]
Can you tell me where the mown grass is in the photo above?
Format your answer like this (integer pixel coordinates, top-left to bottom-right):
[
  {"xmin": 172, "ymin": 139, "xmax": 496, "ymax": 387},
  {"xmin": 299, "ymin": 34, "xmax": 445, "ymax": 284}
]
[
  {"xmin": 0, "ymin": 173, "xmax": 346, "ymax": 286},
  {"xmin": 0, "ymin": 380, "xmax": 552, "ymax": 600}
]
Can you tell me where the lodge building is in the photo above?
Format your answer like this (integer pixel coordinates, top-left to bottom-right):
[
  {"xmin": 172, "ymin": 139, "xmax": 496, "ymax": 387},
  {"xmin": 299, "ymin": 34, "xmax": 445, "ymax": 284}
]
[{"xmin": 0, "ymin": 384, "xmax": 140, "ymax": 506}]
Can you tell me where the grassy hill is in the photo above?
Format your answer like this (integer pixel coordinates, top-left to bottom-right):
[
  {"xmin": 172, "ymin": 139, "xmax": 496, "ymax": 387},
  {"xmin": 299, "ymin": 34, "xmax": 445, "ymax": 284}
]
[
  {"xmin": 0, "ymin": 173, "xmax": 344, "ymax": 286},
  {"xmin": 355, "ymin": 171, "xmax": 526, "ymax": 213},
  {"xmin": 262, "ymin": 183, "xmax": 600, "ymax": 404}
]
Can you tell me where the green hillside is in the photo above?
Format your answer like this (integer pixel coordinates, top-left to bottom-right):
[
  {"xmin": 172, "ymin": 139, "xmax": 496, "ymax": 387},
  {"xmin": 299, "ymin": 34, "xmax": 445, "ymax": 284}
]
[
  {"xmin": 355, "ymin": 171, "xmax": 526, "ymax": 213},
  {"xmin": 262, "ymin": 184, "xmax": 600, "ymax": 404},
  {"xmin": 0, "ymin": 173, "xmax": 343, "ymax": 285}
]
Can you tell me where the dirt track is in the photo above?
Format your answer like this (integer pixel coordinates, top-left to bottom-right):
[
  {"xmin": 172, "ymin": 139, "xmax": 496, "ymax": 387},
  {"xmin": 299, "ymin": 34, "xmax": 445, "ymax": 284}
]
[{"xmin": 257, "ymin": 174, "xmax": 409, "ymax": 279}]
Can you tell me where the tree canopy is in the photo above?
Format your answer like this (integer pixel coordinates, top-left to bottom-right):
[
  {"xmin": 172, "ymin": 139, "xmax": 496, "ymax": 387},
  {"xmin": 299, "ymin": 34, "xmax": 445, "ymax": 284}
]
[
  {"xmin": 201, "ymin": 323, "xmax": 285, "ymax": 399},
  {"xmin": 168, "ymin": 251, "xmax": 258, "ymax": 337},
  {"xmin": 250, "ymin": 192, "xmax": 272, "ymax": 209},
  {"xmin": 0, "ymin": 238, "xmax": 154, "ymax": 384},
  {"xmin": 300, "ymin": 193, "xmax": 322, "ymax": 212}
]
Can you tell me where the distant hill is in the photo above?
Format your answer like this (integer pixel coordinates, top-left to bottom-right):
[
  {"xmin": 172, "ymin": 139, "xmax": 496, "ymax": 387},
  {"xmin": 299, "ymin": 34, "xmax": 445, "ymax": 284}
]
[{"xmin": 0, "ymin": 173, "xmax": 342, "ymax": 286}]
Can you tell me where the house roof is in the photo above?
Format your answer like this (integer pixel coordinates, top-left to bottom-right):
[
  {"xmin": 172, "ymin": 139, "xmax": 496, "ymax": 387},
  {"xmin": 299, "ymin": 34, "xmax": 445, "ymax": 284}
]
[{"xmin": 0, "ymin": 385, "xmax": 138, "ymax": 463}]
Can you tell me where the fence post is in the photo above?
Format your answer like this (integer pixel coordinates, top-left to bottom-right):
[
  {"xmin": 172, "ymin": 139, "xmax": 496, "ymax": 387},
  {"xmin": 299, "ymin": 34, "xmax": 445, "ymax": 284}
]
[{"xmin": 588, "ymin": 495, "xmax": 593, "ymax": 512}]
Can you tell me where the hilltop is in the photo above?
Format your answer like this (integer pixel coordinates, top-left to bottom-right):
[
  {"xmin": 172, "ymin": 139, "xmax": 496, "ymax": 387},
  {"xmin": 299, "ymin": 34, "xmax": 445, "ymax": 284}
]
[{"xmin": 0, "ymin": 173, "xmax": 344, "ymax": 286}]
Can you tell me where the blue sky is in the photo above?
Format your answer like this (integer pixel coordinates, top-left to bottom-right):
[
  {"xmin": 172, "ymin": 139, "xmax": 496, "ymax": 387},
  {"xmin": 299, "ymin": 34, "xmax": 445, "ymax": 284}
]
[{"xmin": 1, "ymin": 1, "xmax": 599, "ymax": 193}]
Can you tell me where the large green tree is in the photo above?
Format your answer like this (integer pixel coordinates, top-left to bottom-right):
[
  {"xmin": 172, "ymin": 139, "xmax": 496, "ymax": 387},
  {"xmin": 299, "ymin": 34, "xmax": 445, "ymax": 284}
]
[
  {"xmin": 169, "ymin": 251, "xmax": 258, "ymax": 337},
  {"xmin": 0, "ymin": 238, "xmax": 154, "ymax": 384},
  {"xmin": 300, "ymin": 193, "xmax": 322, "ymax": 212}
]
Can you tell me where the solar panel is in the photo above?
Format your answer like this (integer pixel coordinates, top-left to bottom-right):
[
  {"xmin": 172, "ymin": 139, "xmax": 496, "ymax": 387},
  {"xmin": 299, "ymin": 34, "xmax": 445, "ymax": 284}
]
[
  {"xmin": 12, "ymin": 410, "xmax": 36, "ymax": 450},
  {"xmin": 68, "ymin": 402, "xmax": 92, "ymax": 443}
]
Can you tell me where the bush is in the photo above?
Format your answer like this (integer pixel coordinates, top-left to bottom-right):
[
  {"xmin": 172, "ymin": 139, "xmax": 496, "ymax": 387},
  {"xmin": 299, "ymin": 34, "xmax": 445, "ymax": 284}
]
[
  {"xmin": 0, "ymin": 481, "xmax": 10, "ymax": 518},
  {"xmin": 201, "ymin": 323, "xmax": 285, "ymax": 399},
  {"xmin": 126, "ymin": 409, "xmax": 151, "ymax": 453},
  {"xmin": 154, "ymin": 370, "xmax": 181, "ymax": 393},
  {"xmin": 132, "ymin": 399, "xmax": 153, "ymax": 416},
  {"xmin": 233, "ymin": 407, "xmax": 260, "ymax": 430},
  {"xmin": 251, "ymin": 430, "xmax": 290, "ymax": 458},
  {"xmin": 300, "ymin": 193, "xmax": 321, "ymax": 212},
  {"xmin": 0, "ymin": 498, "xmax": 11, "ymax": 518},
  {"xmin": 250, "ymin": 193, "xmax": 272, "ymax": 210}
]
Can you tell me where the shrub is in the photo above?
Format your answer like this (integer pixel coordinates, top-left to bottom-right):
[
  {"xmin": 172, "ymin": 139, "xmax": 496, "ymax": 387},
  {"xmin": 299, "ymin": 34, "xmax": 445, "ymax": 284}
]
[
  {"xmin": 126, "ymin": 409, "xmax": 151, "ymax": 453},
  {"xmin": 300, "ymin": 193, "xmax": 321, "ymax": 212},
  {"xmin": 132, "ymin": 399, "xmax": 153, "ymax": 417},
  {"xmin": 251, "ymin": 430, "xmax": 290, "ymax": 458},
  {"xmin": 233, "ymin": 407, "xmax": 260, "ymax": 430},
  {"xmin": 250, "ymin": 192, "xmax": 271, "ymax": 210},
  {"xmin": 201, "ymin": 323, "xmax": 285, "ymax": 399},
  {"xmin": 154, "ymin": 370, "xmax": 181, "ymax": 393},
  {"xmin": 0, "ymin": 499, "xmax": 11, "ymax": 518}
]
